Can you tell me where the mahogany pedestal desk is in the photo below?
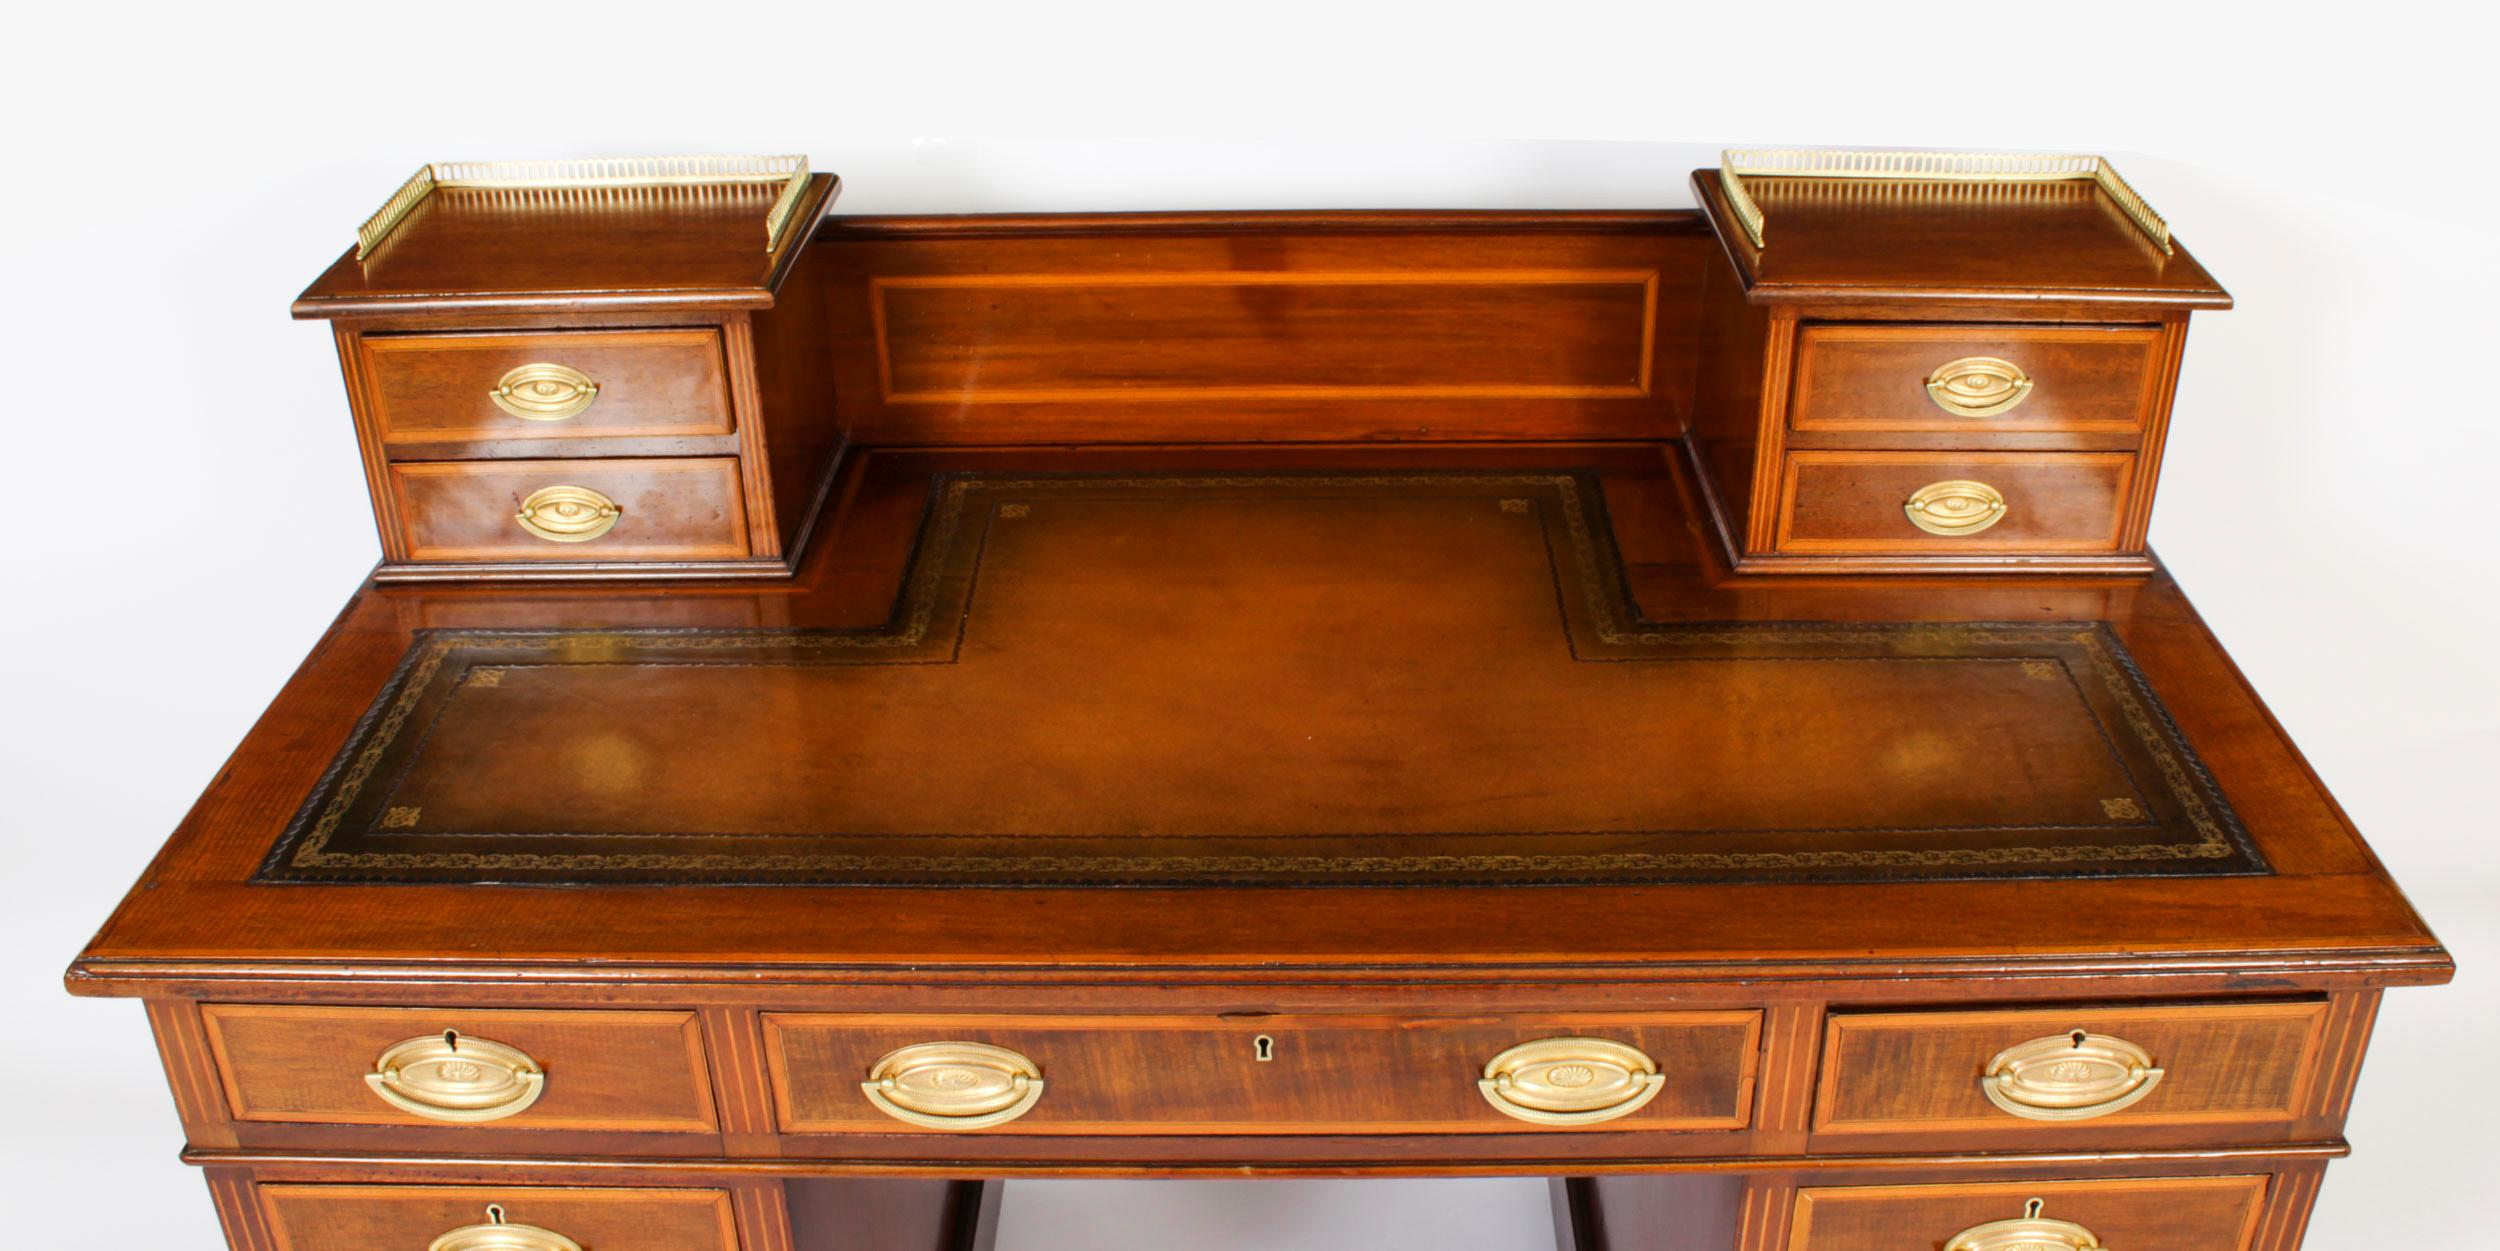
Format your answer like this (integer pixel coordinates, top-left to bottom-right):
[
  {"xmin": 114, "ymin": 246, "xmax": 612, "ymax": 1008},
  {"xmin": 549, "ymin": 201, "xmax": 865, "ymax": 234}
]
[{"xmin": 70, "ymin": 152, "xmax": 2450, "ymax": 1251}]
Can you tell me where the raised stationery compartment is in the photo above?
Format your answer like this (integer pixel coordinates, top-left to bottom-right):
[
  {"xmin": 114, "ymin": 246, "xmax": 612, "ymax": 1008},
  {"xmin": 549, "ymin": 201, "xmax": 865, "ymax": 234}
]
[
  {"xmin": 296, "ymin": 156, "xmax": 846, "ymax": 581},
  {"xmin": 1686, "ymin": 150, "xmax": 2227, "ymax": 574}
]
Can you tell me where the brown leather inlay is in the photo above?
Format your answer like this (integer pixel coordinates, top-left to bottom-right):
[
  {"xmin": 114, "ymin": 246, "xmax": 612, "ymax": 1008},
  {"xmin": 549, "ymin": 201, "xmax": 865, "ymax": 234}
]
[{"xmin": 259, "ymin": 471, "xmax": 2261, "ymax": 886}]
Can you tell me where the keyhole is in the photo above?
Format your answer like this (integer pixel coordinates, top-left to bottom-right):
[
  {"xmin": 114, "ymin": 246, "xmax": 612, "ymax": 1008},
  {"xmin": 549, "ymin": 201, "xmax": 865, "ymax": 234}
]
[
  {"xmin": 1254, "ymin": 1034, "xmax": 1275, "ymax": 1062},
  {"xmin": 445, "ymin": 1029, "xmax": 462, "ymax": 1053},
  {"xmin": 2069, "ymin": 1030, "xmax": 2087, "ymax": 1048},
  {"xmin": 486, "ymin": 1204, "xmax": 508, "ymax": 1226},
  {"xmin": 2023, "ymin": 1198, "xmax": 2045, "ymax": 1219}
]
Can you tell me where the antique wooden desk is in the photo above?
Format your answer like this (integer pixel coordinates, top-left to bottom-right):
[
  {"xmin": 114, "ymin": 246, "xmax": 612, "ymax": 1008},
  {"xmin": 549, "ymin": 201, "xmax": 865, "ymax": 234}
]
[{"xmin": 71, "ymin": 152, "xmax": 2449, "ymax": 1251}]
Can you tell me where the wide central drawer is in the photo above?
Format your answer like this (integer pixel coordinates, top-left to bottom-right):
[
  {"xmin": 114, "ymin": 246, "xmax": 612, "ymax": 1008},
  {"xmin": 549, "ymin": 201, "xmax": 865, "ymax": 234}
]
[{"xmin": 763, "ymin": 1012, "xmax": 1762, "ymax": 1134}]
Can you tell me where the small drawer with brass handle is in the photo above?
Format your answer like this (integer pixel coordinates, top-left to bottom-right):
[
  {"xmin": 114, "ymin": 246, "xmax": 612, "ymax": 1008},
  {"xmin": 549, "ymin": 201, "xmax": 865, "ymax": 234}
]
[
  {"xmin": 257, "ymin": 1186, "xmax": 738, "ymax": 1251},
  {"xmin": 359, "ymin": 329, "xmax": 735, "ymax": 447},
  {"xmin": 198, "ymin": 1004, "xmax": 719, "ymax": 1133},
  {"xmin": 1789, "ymin": 324, "xmax": 2162, "ymax": 435},
  {"xmin": 1981, "ymin": 1030, "xmax": 2164, "ymax": 1122},
  {"xmin": 764, "ymin": 1011, "xmax": 1760, "ymax": 1135},
  {"xmin": 1785, "ymin": 1176, "xmax": 2267, "ymax": 1251},
  {"xmin": 387, "ymin": 457, "xmax": 750, "ymax": 565},
  {"xmin": 1809, "ymin": 1000, "xmax": 2329, "ymax": 1143},
  {"xmin": 514, "ymin": 484, "xmax": 623, "ymax": 543},
  {"xmin": 491, "ymin": 363, "xmax": 602, "ymax": 421},
  {"xmin": 863, "ymin": 1041, "xmax": 1047, "ymax": 1129},
  {"xmin": 367, "ymin": 1029, "xmax": 545, "ymax": 1123},
  {"xmin": 1902, "ymin": 478, "xmax": 2006, "ymax": 536},
  {"xmin": 1478, "ymin": 1037, "xmax": 1666, "ymax": 1126},
  {"xmin": 1775, "ymin": 452, "xmax": 2133, "ymax": 555}
]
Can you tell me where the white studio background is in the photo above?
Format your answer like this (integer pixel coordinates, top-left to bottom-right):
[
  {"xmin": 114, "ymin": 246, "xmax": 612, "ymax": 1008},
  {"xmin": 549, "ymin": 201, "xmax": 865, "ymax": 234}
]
[{"xmin": 2, "ymin": 4, "xmax": 2491, "ymax": 1248}]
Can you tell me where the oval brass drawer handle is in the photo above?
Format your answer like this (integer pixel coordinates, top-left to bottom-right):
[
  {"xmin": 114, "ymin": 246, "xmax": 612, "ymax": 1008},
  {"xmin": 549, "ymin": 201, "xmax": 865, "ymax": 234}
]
[
  {"xmin": 863, "ymin": 1041, "xmax": 1045, "ymax": 1130},
  {"xmin": 491, "ymin": 363, "xmax": 601, "ymax": 421},
  {"xmin": 515, "ymin": 485, "xmax": 622, "ymax": 543},
  {"xmin": 1904, "ymin": 479, "xmax": 2008, "ymax": 536},
  {"xmin": 430, "ymin": 1204, "xmax": 583, "ymax": 1251},
  {"xmin": 365, "ymin": 1030, "xmax": 545, "ymax": 1123},
  {"xmin": 1926, "ymin": 356, "xmax": 2034, "ymax": 417},
  {"xmin": 1981, "ymin": 1029, "xmax": 2165, "ymax": 1121},
  {"xmin": 1945, "ymin": 1198, "xmax": 2104, "ymax": 1251},
  {"xmin": 1478, "ymin": 1036, "xmax": 1666, "ymax": 1127}
]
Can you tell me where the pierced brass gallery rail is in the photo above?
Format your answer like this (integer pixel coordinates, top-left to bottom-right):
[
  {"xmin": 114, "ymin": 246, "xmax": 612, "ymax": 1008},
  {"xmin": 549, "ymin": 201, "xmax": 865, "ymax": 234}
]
[
  {"xmin": 1721, "ymin": 148, "xmax": 2172, "ymax": 254},
  {"xmin": 356, "ymin": 154, "xmax": 812, "ymax": 259}
]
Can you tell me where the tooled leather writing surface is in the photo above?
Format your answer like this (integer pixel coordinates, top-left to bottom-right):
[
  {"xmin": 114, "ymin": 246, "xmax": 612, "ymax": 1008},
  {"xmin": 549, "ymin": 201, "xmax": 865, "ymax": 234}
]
[
  {"xmin": 259, "ymin": 470, "xmax": 2258, "ymax": 887},
  {"xmin": 69, "ymin": 444, "xmax": 2439, "ymax": 975}
]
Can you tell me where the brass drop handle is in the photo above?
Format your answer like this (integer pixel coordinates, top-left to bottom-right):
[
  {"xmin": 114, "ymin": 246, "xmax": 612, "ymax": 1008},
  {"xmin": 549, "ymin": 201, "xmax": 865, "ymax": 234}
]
[
  {"xmin": 514, "ymin": 485, "xmax": 622, "ymax": 543},
  {"xmin": 862, "ymin": 1041, "xmax": 1045, "ymax": 1130},
  {"xmin": 1478, "ymin": 1036, "xmax": 1667, "ymax": 1127},
  {"xmin": 491, "ymin": 363, "xmax": 601, "ymax": 421},
  {"xmin": 1926, "ymin": 356, "xmax": 2034, "ymax": 417},
  {"xmin": 429, "ymin": 1204, "xmax": 583, "ymax": 1251},
  {"xmin": 1981, "ymin": 1029, "xmax": 2165, "ymax": 1121},
  {"xmin": 1945, "ymin": 1198, "xmax": 2105, "ymax": 1251},
  {"xmin": 366, "ymin": 1030, "xmax": 546, "ymax": 1123},
  {"xmin": 1904, "ymin": 480, "xmax": 2008, "ymax": 536}
]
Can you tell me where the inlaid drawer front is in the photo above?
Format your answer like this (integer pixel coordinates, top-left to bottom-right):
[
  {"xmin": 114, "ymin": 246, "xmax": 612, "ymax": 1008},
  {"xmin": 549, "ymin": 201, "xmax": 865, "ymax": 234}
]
[
  {"xmin": 1812, "ymin": 1001, "xmax": 2329, "ymax": 1139},
  {"xmin": 389, "ymin": 457, "xmax": 750, "ymax": 562},
  {"xmin": 361, "ymin": 329, "xmax": 736, "ymax": 447},
  {"xmin": 258, "ymin": 1185, "xmax": 738, "ymax": 1251},
  {"xmin": 1776, "ymin": 451, "xmax": 2134, "ymax": 553},
  {"xmin": 1787, "ymin": 1175, "xmax": 2268, "ymax": 1251},
  {"xmin": 1791, "ymin": 324, "xmax": 2163, "ymax": 434},
  {"xmin": 199, "ymin": 1005, "xmax": 719, "ymax": 1132},
  {"xmin": 763, "ymin": 1012, "xmax": 1761, "ymax": 1134}
]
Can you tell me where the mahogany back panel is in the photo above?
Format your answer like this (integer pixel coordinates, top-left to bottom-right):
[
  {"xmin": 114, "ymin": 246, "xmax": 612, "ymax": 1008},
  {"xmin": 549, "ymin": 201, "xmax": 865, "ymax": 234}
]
[{"xmin": 810, "ymin": 212, "xmax": 1711, "ymax": 446}]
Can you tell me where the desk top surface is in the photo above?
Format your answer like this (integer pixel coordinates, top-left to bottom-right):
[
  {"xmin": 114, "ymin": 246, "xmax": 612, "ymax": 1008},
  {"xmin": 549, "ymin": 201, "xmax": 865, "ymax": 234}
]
[{"xmin": 70, "ymin": 443, "xmax": 2444, "ymax": 990}]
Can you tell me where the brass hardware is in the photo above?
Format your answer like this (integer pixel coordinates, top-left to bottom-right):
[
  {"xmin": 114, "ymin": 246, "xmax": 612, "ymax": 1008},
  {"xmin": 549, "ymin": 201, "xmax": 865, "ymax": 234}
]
[
  {"xmin": 366, "ymin": 1031, "xmax": 545, "ymax": 1123},
  {"xmin": 863, "ymin": 1041, "xmax": 1045, "ymax": 1129},
  {"xmin": 1982, "ymin": 1030, "xmax": 2165, "ymax": 1121},
  {"xmin": 1925, "ymin": 356, "xmax": 2035, "ymax": 417},
  {"xmin": 514, "ymin": 485, "xmax": 622, "ymax": 543},
  {"xmin": 1254, "ymin": 1034, "xmax": 1275, "ymax": 1062},
  {"xmin": 1478, "ymin": 1037, "xmax": 1666, "ymax": 1126},
  {"xmin": 1944, "ymin": 1198, "xmax": 2105, "ymax": 1251},
  {"xmin": 1904, "ymin": 480, "xmax": 2008, "ymax": 537},
  {"xmin": 1720, "ymin": 148, "xmax": 2171, "ymax": 254},
  {"xmin": 491, "ymin": 363, "xmax": 601, "ymax": 421},
  {"xmin": 429, "ymin": 1204, "xmax": 584, "ymax": 1251},
  {"xmin": 357, "ymin": 154, "xmax": 812, "ymax": 259}
]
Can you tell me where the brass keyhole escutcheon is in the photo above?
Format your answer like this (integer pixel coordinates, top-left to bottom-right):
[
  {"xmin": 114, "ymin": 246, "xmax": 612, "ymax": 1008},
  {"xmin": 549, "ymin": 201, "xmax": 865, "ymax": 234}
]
[
  {"xmin": 1254, "ymin": 1034, "xmax": 1275, "ymax": 1062},
  {"xmin": 428, "ymin": 1204, "xmax": 584, "ymax": 1251},
  {"xmin": 1943, "ymin": 1197, "xmax": 2104, "ymax": 1251}
]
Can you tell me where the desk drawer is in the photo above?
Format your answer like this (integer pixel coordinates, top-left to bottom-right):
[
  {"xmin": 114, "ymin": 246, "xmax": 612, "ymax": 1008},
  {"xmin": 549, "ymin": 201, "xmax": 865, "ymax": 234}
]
[
  {"xmin": 1791, "ymin": 324, "xmax": 2162, "ymax": 436},
  {"xmin": 1787, "ymin": 1175, "xmax": 2267, "ymax": 1251},
  {"xmin": 388, "ymin": 457, "xmax": 750, "ymax": 563},
  {"xmin": 200, "ymin": 1005, "xmax": 719, "ymax": 1132},
  {"xmin": 1775, "ymin": 451, "xmax": 2134, "ymax": 553},
  {"xmin": 764, "ymin": 1012, "xmax": 1761, "ymax": 1134},
  {"xmin": 361, "ymin": 329, "xmax": 735, "ymax": 448},
  {"xmin": 258, "ymin": 1185, "xmax": 739, "ymax": 1251},
  {"xmin": 1812, "ymin": 1001, "xmax": 2329, "ymax": 1141}
]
